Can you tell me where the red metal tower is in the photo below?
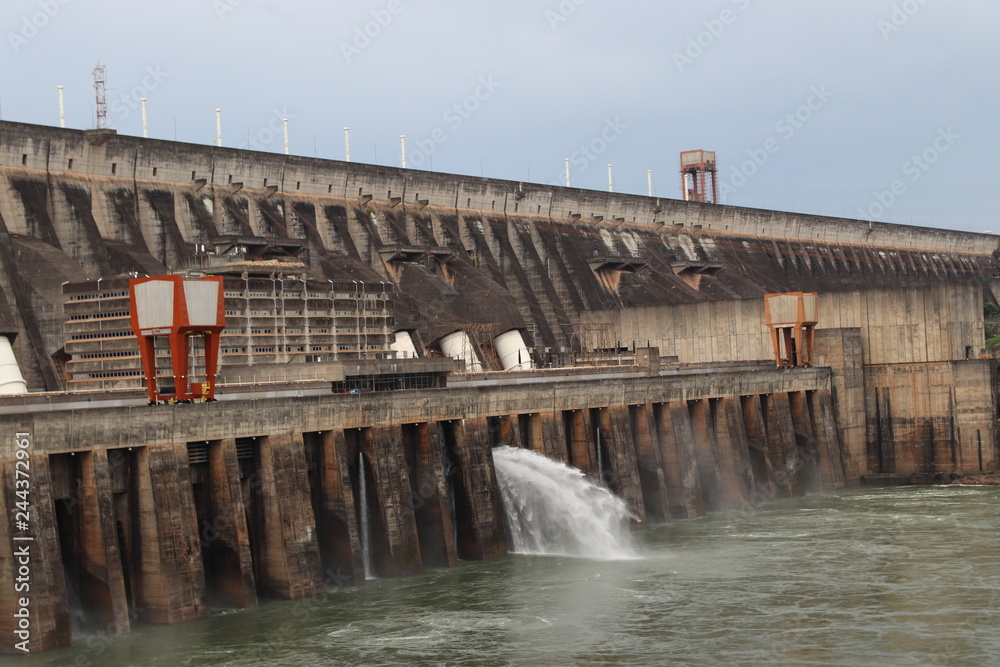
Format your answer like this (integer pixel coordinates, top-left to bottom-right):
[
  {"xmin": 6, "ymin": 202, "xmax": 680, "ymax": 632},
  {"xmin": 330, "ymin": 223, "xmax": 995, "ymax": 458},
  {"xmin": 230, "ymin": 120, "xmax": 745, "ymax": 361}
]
[
  {"xmin": 129, "ymin": 275, "xmax": 225, "ymax": 403},
  {"xmin": 679, "ymin": 150, "xmax": 718, "ymax": 204}
]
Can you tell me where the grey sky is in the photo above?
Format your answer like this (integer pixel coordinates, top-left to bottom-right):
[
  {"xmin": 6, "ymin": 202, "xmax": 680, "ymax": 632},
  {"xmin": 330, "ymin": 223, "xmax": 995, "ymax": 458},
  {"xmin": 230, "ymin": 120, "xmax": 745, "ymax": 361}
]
[{"xmin": 2, "ymin": 0, "xmax": 996, "ymax": 232}]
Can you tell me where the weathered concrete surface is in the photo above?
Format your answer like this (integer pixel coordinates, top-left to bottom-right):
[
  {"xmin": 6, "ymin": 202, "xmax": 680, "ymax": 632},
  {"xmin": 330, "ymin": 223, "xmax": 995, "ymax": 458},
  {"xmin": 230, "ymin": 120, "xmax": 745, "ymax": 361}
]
[
  {"xmin": 72, "ymin": 450, "xmax": 131, "ymax": 634},
  {"xmin": 205, "ymin": 439, "xmax": 257, "ymax": 609},
  {"xmin": 443, "ymin": 418, "xmax": 507, "ymax": 560},
  {"xmin": 657, "ymin": 402, "xmax": 706, "ymax": 519},
  {"xmin": 133, "ymin": 445, "xmax": 207, "ymax": 624},
  {"xmin": 255, "ymin": 433, "xmax": 324, "ymax": 598},
  {"xmin": 0, "ymin": 367, "xmax": 833, "ymax": 455},
  {"xmin": 402, "ymin": 422, "xmax": 457, "ymax": 569},
  {"xmin": 600, "ymin": 406, "xmax": 646, "ymax": 525},
  {"xmin": 814, "ymin": 328, "xmax": 866, "ymax": 484},
  {"xmin": 864, "ymin": 361, "xmax": 999, "ymax": 475},
  {"xmin": 310, "ymin": 430, "xmax": 365, "ymax": 587},
  {"xmin": 362, "ymin": 426, "xmax": 423, "ymax": 578}
]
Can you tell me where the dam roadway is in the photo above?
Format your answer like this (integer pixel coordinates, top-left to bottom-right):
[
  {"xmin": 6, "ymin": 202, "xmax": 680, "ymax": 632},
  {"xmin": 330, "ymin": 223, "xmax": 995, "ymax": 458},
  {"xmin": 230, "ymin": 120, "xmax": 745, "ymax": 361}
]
[{"xmin": 0, "ymin": 362, "xmax": 849, "ymax": 653}]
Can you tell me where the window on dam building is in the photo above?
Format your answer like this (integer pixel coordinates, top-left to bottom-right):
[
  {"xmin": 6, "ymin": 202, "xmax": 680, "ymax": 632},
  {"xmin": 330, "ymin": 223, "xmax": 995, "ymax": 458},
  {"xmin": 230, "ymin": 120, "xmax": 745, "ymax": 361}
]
[{"xmin": 59, "ymin": 271, "xmax": 399, "ymax": 391}]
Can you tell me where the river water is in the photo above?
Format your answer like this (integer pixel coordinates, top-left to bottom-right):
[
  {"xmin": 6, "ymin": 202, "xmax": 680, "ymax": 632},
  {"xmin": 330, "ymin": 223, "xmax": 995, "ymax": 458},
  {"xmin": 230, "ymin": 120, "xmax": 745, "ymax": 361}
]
[{"xmin": 21, "ymin": 485, "xmax": 1000, "ymax": 666}]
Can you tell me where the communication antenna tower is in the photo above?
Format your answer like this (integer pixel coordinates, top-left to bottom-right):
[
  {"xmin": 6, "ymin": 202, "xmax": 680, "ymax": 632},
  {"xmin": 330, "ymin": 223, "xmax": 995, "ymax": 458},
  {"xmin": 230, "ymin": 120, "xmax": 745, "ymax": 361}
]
[{"xmin": 92, "ymin": 63, "xmax": 108, "ymax": 129}]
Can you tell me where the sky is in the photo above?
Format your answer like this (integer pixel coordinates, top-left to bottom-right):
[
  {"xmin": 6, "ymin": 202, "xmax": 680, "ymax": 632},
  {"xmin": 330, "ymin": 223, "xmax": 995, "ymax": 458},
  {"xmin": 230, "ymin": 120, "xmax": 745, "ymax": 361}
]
[{"xmin": 1, "ymin": 0, "xmax": 997, "ymax": 232}]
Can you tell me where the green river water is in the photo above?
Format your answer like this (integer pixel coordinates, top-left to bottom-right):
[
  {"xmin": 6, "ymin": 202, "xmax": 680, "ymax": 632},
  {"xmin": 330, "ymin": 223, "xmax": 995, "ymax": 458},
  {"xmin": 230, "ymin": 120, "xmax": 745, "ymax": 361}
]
[{"xmin": 16, "ymin": 485, "xmax": 1000, "ymax": 666}]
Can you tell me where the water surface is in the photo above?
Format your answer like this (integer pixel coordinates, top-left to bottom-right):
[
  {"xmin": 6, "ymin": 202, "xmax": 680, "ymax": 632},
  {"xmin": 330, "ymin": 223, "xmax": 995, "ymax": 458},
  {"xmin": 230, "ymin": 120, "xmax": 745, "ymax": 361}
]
[{"xmin": 22, "ymin": 485, "xmax": 1000, "ymax": 666}]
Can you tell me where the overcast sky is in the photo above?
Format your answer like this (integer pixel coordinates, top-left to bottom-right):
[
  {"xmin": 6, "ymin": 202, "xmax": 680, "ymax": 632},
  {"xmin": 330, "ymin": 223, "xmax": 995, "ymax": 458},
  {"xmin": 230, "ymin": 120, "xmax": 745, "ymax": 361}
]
[{"xmin": 2, "ymin": 0, "xmax": 997, "ymax": 232}]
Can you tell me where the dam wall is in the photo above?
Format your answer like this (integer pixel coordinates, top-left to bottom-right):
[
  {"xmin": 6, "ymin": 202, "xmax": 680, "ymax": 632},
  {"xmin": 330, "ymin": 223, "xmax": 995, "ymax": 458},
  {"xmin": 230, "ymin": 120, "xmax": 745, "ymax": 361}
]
[
  {"xmin": 0, "ymin": 364, "xmax": 845, "ymax": 654},
  {"xmin": 0, "ymin": 122, "xmax": 997, "ymax": 392},
  {"xmin": 584, "ymin": 285, "xmax": 1000, "ymax": 482}
]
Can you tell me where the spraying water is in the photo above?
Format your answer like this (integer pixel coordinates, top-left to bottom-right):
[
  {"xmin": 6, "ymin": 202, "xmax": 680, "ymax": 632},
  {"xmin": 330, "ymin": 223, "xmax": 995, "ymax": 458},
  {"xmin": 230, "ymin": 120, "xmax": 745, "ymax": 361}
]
[
  {"xmin": 358, "ymin": 451, "xmax": 374, "ymax": 579},
  {"xmin": 493, "ymin": 446, "xmax": 638, "ymax": 560}
]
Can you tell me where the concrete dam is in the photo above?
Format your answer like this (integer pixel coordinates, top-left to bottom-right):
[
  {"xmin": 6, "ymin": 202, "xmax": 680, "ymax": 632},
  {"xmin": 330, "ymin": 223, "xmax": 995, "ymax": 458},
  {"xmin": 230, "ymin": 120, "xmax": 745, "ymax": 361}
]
[{"xmin": 0, "ymin": 121, "xmax": 997, "ymax": 654}]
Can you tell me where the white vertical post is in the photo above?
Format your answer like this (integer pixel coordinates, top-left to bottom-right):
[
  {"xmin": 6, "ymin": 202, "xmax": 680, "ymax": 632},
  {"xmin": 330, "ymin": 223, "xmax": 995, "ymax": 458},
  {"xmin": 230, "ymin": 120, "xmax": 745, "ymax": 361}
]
[
  {"xmin": 607, "ymin": 164, "xmax": 613, "ymax": 192},
  {"xmin": 564, "ymin": 158, "xmax": 571, "ymax": 187},
  {"xmin": 400, "ymin": 134, "xmax": 406, "ymax": 169},
  {"xmin": 283, "ymin": 118, "xmax": 289, "ymax": 155},
  {"xmin": 215, "ymin": 108, "xmax": 222, "ymax": 147},
  {"xmin": 57, "ymin": 85, "xmax": 65, "ymax": 128},
  {"xmin": 141, "ymin": 98, "xmax": 148, "ymax": 138},
  {"xmin": 647, "ymin": 169, "xmax": 652, "ymax": 197},
  {"xmin": 344, "ymin": 126, "xmax": 351, "ymax": 162}
]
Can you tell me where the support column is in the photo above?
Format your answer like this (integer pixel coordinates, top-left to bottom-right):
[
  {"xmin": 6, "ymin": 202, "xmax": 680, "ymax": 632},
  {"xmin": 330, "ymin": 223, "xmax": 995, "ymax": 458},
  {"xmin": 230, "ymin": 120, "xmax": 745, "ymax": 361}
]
[
  {"xmin": 77, "ymin": 450, "xmax": 131, "ymax": 633},
  {"xmin": 715, "ymin": 398, "xmax": 757, "ymax": 510},
  {"xmin": 809, "ymin": 390, "xmax": 847, "ymax": 489},
  {"xmin": 765, "ymin": 393, "xmax": 804, "ymax": 497},
  {"xmin": 525, "ymin": 412, "xmax": 568, "ymax": 463},
  {"xmin": 600, "ymin": 407, "xmax": 646, "ymax": 525},
  {"xmin": 133, "ymin": 444, "xmax": 208, "ymax": 624},
  {"xmin": 689, "ymin": 399, "xmax": 724, "ymax": 512},
  {"xmin": 205, "ymin": 439, "xmax": 257, "ymax": 608},
  {"xmin": 630, "ymin": 404, "xmax": 670, "ymax": 524},
  {"xmin": 403, "ymin": 423, "xmax": 457, "ymax": 569},
  {"xmin": 741, "ymin": 395, "xmax": 780, "ymax": 500},
  {"xmin": 256, "ymin": 433, "xmax": 323, "ymax": 598},
  {"xmin": 314, "ymin": 430, "xmax": 365, "ymax": 587},
  {"xmin": 788, "ymin": 392, "xmax": 822, "ymax": 492},
  {"xmin": 565, "ymin": 409, "xmax": 597, "ymax": 476},
  {"xmin": 362, "ymin": 426, "xmax": 423, "ymax": 578},
  {"xmin": 658, "ymin": 402, "xmax": 705, "ymax": 519},
  {"xmin": 493, "ymin": 415, "xmax": 524, "ymax": 449},
  {"xmin": 0, "ymin": 453, "xmax": 71, "ymax": 653},
  {"xmin": 443, "ymin": 418, "xmax": 507, "ymax": 560},
  {"xmin": 814, "ymin": 328, "xmax": 866, "ymax": 484}
]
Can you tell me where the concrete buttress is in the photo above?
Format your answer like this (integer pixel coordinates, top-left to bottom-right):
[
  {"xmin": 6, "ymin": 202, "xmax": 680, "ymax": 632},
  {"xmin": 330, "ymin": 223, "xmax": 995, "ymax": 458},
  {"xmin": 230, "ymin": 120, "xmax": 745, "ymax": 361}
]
[
  {"xmin": 361, "ymin": 426, "xmax": 423, "ymax": 577},
  {"xmin": 256, "ymin": 434, "xmax": 324, "ymax": 598},
  {"xmin": 443, "ymin": 418, "xmax": 507, "ymax": 560},
  {"xmin": 133, "ymin": 444, "xmax": 208, "ymax": 624},
  {"xmin": 205, "ymin": 439, "xmax": 257, "ymax": 608},
  {"xmin": 658, "ymin": 402, "xmax": 706, "ymax": 519}
]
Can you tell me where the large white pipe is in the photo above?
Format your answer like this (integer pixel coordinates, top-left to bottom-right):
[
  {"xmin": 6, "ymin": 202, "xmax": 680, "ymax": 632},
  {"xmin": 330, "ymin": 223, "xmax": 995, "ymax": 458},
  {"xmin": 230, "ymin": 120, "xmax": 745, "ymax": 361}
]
[
  {"xmin": 141, "ymin": 97, "xmax": 148, "ymax": 138},
  {"xmin": 439, "ymin": 331, "xmax": 481, "ymax": 372},
  {"xmin": 0, "ymin": 336, "xmax": 27, "ymax": 394},
  {"xmin": 400, "ymin": 134, "xmax": 406, "ymax": 169},
  {"xmin": 57, "ymin": 85, "xmax": 65, "ymax": 128},
  {"xmin": 494, "ymin": 329, "xmax": 533, "ymax": 371},
  {"xmin": 215, "ymin": 108, "xmax": 222, "ymax": 147},
  {"xmin": 283, "ymin": 118, "xmax": 289, "ymax": 155},
  {"xmin": 608, "ymin": 164, "xmax": 613, "ymax": 193},
  {"xmin": 647, "ymin": 169, "xmax": 653, "ymax": 197},
  {"xmin": 390, "ymin": 331, "xmax": 418, "ymax": 359},
  {"xmin": 344, "ymin": 126, "xmax": 351, "ymax": 162},
  {"xmin": 565, "ymin": 157, "xmax": 570, "ymax": 187}
]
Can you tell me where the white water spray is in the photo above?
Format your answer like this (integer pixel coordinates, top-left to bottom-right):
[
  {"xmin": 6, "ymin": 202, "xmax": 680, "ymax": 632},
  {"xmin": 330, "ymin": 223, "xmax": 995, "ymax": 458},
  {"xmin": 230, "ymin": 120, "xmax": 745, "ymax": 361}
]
[
  {"xmin": 358, "ymin": 451, "xmax": 374, "ymax": 579},
  {"xmin": 493, "ymin": 446, "xmax": 638, "ymax": 560}
]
